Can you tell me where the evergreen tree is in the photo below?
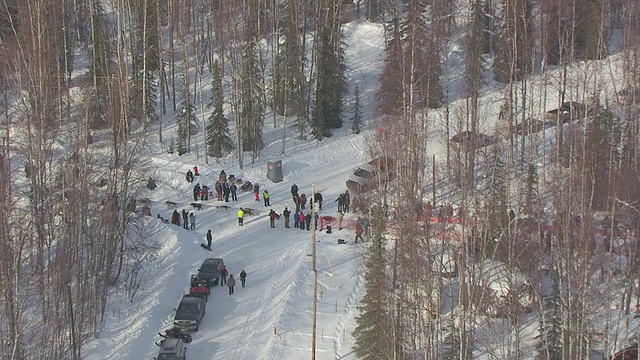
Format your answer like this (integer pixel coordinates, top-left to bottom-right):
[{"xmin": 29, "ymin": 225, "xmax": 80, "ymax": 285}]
[
  {"xmin": 535, "ymin": 267, "xmax": 563, "ymax": 359},
  {"xmin": 241, "ymin": 40, "xmax": 264, "ymax": 153},
  {"xmin": 376, "ymin": 18, "xmax": 404, "ymax": 115},
  {"xmin": 493, "ymin": 0, "xmax": 533, "ymax": 82},
  {"xmin": 483, "ymin": 144, "xmax": 508, "ymax": 241},
  {"xmin": 350, "ymin": 85, "xmax": 363, "ymax": 134},
  {"xmin": 176, "ymin": 92, "xmax": 196, "ymax": 156},
  {"xmin": 206, "ymin": 60, "xmax": 233, "ymax": 158},
  {"xmin": 87, "ymin": 0, "xmax": 113, "ymax": 129},
  {"xmin": 353, "ymin": 202, "xmax": 393, "ymax": 358},
  {"xmin": 575, "ymin": 0, "xmax": 607, "ymax": 60},
  {"xmin": 311, "ymin": 28, "xmax": 345, "ymax": 140}
]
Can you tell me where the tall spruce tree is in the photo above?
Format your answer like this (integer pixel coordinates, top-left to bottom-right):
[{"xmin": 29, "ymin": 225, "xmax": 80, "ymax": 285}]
[
  {"xmin": 493, "ymin": 0, "xmax": 533, "ymax": 82},
  {"xmin": 206, "ymin": 60, "xmax": 233, "ymax": 158},
  {"xmin": 176, "ymin": 91, "xmax": 196, "ymax": 156},
  {"xmin": 311, "ymin": 28, "xmax": 344, "ymax": 140},
  {"xmin": 350, "ymin": 85, "xmax": 363, "ymax": 134},
  {"xmin": 535, "ymin": 267, "xmax": 563, "ymax": 359},
  {"xmin": 241, "ymin": 40, "xmax": 264, "ymax": 153},
  {"xmin": 353, "ymin": 203, "xmax": 393, "ymax": 358}
]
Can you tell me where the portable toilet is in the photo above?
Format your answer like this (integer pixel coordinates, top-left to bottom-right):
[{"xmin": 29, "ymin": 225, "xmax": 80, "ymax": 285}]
[{"xmin": 267, "ymin": 160, "xmax": 283, "ymax": 183}]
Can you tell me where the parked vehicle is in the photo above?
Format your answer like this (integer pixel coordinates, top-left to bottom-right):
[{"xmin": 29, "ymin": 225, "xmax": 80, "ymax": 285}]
[
  {"xmin": 197, "ymin": 258, "xmax": 224, "ymax": 286},
  {"xmin": 158, "ymin": 326, "xmax": 192, "ymax": 343},
  {"xmin": 173, "ymin": 294, "xmax": 206, "ymax": 332},
  {"xmin": 189, "ymin": 274, "xmax": 211, "ymax": 301},
  {"xmin": 544, "ymin": 101, "xmax": 586, "ymax": 123},
  {"xmin": 155, "ymin": 338, "xmax": 187, "ymax": 360},
  {"xmin": 345, "ymin": 156, "xmax": 395, "ymax": 194}
]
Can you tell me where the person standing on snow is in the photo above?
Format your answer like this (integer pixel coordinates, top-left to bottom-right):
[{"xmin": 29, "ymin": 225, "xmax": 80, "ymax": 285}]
[
  {"xmin": 206, "ymin": 230, "xmax": 212, "ymax": 250},
  {"xmin": 269, "ymin": 209, "xmax": 279, "ymax": 228},
  {"xmin": 220, "ymin": 265, "xmax": 228, "ymax": 286},
  {"xmin": 190, "ymin": 213, "xmax": 196, "ymax": 230},
  {"xmin": 182, "ymin": 209, "xmax": 189, "ymax": 229},
  {"xmin": 293, "ymin": 210, "xmax": 300, "ymax": 228},
  {"xmin": 355, "ymin": 223, "xmax": 363, "ymax": 243},
  {"xmin": 253, "ymin": 183, "xmax": 260, "ymax": 202},
  {"xmin": 193, "ymin": 183, "xmax": 201, "ymax": 201},
  {"xmin": 300, "ymin": 194, "xmax": 307, "ymax": 210},
  {"xmin": 337, "ymin": 211, "xmax": 344, "ymax": 230},
  {"xmin": 238, "ymin": 208, "xmax": 244, "ymax": 226},
  {"xmin": 291, "ymin": 183, "xmax": 299, "ymax": 197},
  {"xmin": 299, "ymin": 212, "xmax": 306, "ymax": 230},
  {"xmin": 263, "ymin": 190, "xmax": 271, "ymax": 207},
  {"xmin": 305, "ymin": 212, "xmax": 312, "ymax": 231},
  {"xmin": 230, "ymin": 183, "xmax": 238, "ymax": 201},
  {"xmin": 223, "ymin": 182, "xmax": 230, "ymax": 202},
  {"xmin": 335, "ymin": 193, "xmax": 344, "ymax": 212},
  {"xmin": 239, "ymin": 269, "xmax": 247, "ymax": 287},
  {"xmin": 227, "ymin": 275, "xmax": 236, "ymax": 295},
  {"xmin": 283, "ymin": 207, "xmax": 291, "ymax": 228},
  {"xmin": 344, "ymin": 191, "xmax": 350, "ymax": 213}
]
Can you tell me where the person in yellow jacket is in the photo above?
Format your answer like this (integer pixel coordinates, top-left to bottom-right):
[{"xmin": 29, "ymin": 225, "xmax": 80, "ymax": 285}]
[
  {"xmin": 263, "ymin": 190, "xmax": 271, "ymax": 206},
  {"xmin": 238, "ymin": 208, "xmax": 244, "ymax": 226}
]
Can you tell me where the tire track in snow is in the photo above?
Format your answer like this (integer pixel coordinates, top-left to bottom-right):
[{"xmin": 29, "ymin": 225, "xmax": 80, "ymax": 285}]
[{"xmin": 332, "ymin": 261, "xmax": 365, "ymax": 358}]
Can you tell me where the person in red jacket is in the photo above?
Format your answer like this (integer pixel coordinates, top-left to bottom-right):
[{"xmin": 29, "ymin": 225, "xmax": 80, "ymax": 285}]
[
  {"xmin": 299, "ymin": 212, "xmax": 306, "ymax": 230},
  {"xmin": 269, "ymin": 209, "xmax": 280, "ymax": 228},
  {"xmin": 220, "ymin": 265, "xmax": 228, "ymax": 286}
]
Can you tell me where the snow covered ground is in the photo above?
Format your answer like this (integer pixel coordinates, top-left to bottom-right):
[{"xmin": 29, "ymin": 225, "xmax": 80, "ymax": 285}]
[
  {"xmin": 82, "ymin": 21, "xmax": 385, "ymax": 360},
  {"xmin": 79, "ymin": 16, "xmax": 640, "ymax": 360}
]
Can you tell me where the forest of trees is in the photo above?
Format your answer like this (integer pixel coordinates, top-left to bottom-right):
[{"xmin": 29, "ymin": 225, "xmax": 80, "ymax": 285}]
[{"xmin": 0, "ymin": 0, "xmax": 638, "ymax": 359}]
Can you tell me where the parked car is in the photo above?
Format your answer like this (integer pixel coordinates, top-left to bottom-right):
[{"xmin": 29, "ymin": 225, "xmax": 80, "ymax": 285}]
[
  {"xmin": 189, "ymin": 274, "xmax": 211, "ymax": 301},
  {"xmin": 155, "ymin": 338, "xmax": 187, "ymax": 360},
  {"xmin": 345, "ymin": 156, "xmax": 395, "ymax": 194},
  {"xmin": 173, "ymin": 294, "xmax": 206, "ymax": 332},
  {"xmin": 544, "ymin": 101, "xmax": 586, "ymax": 123},
  {"xmin": 197, "ymin": 258, "xmax": 224, "ymax": 286}
]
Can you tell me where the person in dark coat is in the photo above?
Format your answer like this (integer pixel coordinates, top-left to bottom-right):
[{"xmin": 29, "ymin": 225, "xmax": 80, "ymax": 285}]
[
  {"xmin": 300, "ymin": 194, "xmax": 306, "ymax": 210},
  {"xmin": 230, "ymin": 183, "xmax": 238, "ymax": 201},
  {"xmin": 283, "ymin": 207, "xmax": 291, "ymax": 228},
  {"xmin": 335, "ymin": 193, "xmax": 344, "ymax": 212},
  {"xmin": 206, "ymin": 229, "xmax": 212, "ymax": 249},
  {"xmin": 239, "ymin": 269, "xmax": 247, "ymax": 287},
  {"xmin": 299, "ymin": 212, "xmax": 306, "ymax": 230},
  {"xmin": 291, "ymin": 183, "xmax": 299, "ymax": 197},
  {"xmin": 193, "ymin": 183, "xmax": 201, "ymax": 201},
  {"xmin": 182, "ymin": 209, "xmax": 189, "ymax": 229},
  {"xmin": 186, "ymin": 170, "xmax": 193, "ymax": 183},
  {"xmin": 305, "ymin": 212, "xmax": 312, "ymax": 231},
  {"xmin": 294, "ymin": 210, "xmax": 300, "ymax": 228},
  {"xmin": 314, "ymin": 192, "xmax": 323, "ymax": 210},
  {"xmin": 220, "ymin": 265, "xmax": 228, "ymax": 286},
  {"xmin": 344, "ymin": 191, "xmax": 350, "ymax": 212},
  {"xmin": 201, "ymin": 185, "xmax": 209, "ymax": 201},
  {"xmin": 223, "ymin": 182, "xmax": 230, "ymax": 202},
  {"xmin": 219, "ymin": 170, "xmax": 227, "ymax": 184},
  {"xmin": 227, "ymin": 275, "xmax": 236, "ymax": 295}
]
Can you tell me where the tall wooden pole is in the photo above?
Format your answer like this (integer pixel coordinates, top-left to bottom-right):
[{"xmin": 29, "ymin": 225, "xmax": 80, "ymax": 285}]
[{"xmin": 311, "ymin": 184, "xmax": 317, "ymax": 360}]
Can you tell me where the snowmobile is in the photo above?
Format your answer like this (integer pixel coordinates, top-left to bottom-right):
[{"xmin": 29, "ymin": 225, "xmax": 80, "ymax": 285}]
[{"xmin": 158, "ymin": 326, "xmax": 193, "ymax": 343}]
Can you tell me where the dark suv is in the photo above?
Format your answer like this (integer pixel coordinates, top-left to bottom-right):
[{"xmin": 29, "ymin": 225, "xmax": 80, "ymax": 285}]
[
  {"xmin": 173, "ymin": 295, "xmax": 206, "ymax": 332},
  {"xmin": 155, "ymin": 338, "xmax": 187, "ymax": 360},
  {"xmin": 197, "ymin": 258, "xmax": 224, "ymax": 285}
]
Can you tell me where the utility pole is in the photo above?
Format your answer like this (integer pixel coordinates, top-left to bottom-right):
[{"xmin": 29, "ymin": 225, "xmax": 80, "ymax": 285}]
[{"xmin": 311, "ymin": 184, "xmax": 317, "ymax": 360}]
